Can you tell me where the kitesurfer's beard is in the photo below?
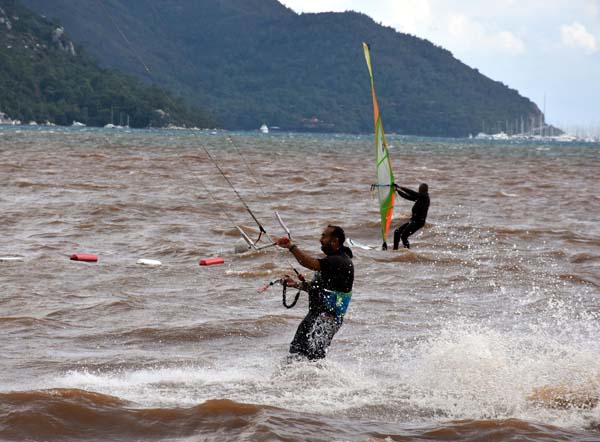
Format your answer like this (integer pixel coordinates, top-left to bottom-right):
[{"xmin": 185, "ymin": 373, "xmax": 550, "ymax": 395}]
[{"xmin": 321, "ymin": 242, "xmax": 334, "ymax": 255}]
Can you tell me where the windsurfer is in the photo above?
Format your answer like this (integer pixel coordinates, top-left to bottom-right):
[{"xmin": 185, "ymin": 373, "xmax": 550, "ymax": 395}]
[
  {"xmin": 393, "ymin": 183, "xmax": 430, "ymax": 249},
  {"xmin": 275, "ymin": 225, "xmax": 354, "ymax": 361}
]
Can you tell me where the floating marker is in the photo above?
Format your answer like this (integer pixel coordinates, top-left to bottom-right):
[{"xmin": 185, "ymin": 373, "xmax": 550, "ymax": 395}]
[
  {"xmin": 70, "ymin": 253, "xmax": 98, "ymax": 262},
  {"xmin": 0, "ymin": 256, "xmax": 24, "ymax": 262},
  {"xmin": 233, "ymin": 238, "xmax": 251, "ymax": 254},
  {"xmin": 199, "ymin": 257, "xmax": 224, "ymax": 266},
  {"xmin": 136, "ymin": 258, "xmax": 162, "ymax": 266}
]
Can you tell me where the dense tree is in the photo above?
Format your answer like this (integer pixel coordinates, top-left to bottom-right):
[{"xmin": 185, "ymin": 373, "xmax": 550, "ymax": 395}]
[{"xmin": 0, "ymin": 0, "xmax": 215, "ymax": 128}]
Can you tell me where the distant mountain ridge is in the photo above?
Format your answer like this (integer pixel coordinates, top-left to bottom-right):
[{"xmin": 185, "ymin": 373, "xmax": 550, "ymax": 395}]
[
  {"xmin": 18, "ymin": 0, "xmax": 543, "ymax": 136},
  {"xmin": 0, "ymin": 0, "xmax": 215, "ymax": 128}
]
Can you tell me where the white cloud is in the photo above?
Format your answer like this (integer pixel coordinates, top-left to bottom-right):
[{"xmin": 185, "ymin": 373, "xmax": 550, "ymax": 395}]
[
  {"xmin": 280, "ymin": 0, "xmax": 346, "ymax": 13},
  {"xmin": 495, "ymin": 31, "xmax": 527, "ymax": 55},
  {"xmin": 385, "ymin": 0, "xmax": 432, "ymax": 35},
  {"xmin": 560, "ymin": 22, "xmax": 598, "ymax": 53},
  {"xmin": 444, "ymin": 13, "xmax": 526, "ymax": 56}
]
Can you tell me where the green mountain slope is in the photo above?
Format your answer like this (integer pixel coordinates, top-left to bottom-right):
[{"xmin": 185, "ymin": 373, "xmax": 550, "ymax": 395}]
[
  {"xmin": 0, "ymin": 0, "xmax": 215, "ymax": 128},
  {"xmin": 18, "ymin": 0, "xmax": 541, "ymax": 136}
]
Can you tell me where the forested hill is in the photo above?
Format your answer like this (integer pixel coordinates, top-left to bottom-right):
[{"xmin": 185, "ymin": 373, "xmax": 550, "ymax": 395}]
[
  {"xmin": 16, "ymin": 0, "xmax": 541, "ymax": 136},
  {"xmin": 0, "ymin": 0, "xmax": 215, "ymax": 128}
]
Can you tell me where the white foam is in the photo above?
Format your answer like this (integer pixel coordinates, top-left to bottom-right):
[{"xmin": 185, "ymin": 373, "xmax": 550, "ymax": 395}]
[
  {"xmin": 390, "ymin": 319, "xmax": 600, "ymax": 428},
  {"xmin": 36, "ymin": 304, "xmax": 600, "ymax": 429},
  {"xmin": 45, "ymin": 355, "xmax": 377, "ymax": 414}
]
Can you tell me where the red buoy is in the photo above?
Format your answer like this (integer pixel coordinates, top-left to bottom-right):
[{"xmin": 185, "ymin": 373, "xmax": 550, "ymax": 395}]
[
  {"xmin": 199, "ymin": 257, "xmax": 224, "ymax": 266},
  {"xmin": 70, "ymin": 253, "xmax": 98, "ymax": 262}
]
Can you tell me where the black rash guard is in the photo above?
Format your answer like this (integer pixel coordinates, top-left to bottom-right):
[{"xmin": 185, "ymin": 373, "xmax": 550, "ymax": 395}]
[
  {"xmin": 397, "ymin": 186, "xmax": 429, "ymax": 223},
  {"xmin": 308, "ymin": 251, "xmax": 354, "ymax": 316}
]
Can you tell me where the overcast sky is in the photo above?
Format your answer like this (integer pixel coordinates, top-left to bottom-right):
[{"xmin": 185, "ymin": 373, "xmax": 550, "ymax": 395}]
[{"xmin": 279, "ymin": 0, "xmax": 599, "ymax": 131}]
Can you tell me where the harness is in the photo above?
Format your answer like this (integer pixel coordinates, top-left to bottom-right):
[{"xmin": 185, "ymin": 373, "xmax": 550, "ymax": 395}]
[
  {"xmin": 322, "ymin": 289, "xmax": 353, "ymax": 323},
  {"xmin": 281, "ymin": 281, "xmax": 352, "ymax": 325}
]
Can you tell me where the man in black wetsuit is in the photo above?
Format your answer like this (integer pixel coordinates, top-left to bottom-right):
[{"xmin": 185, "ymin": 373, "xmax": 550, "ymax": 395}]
[
  {"xmin": 275, "ymin": 225, "xmax": 354, "ymax": 361},
  {"xmin": 393, "ymin": 183, "xmax": 430, "ymax": 250}
]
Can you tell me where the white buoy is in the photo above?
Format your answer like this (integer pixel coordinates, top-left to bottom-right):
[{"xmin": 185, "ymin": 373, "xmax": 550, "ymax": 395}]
[
  {"xmin": 136, "ymin": 258, "xmax": 162, "ymax": 266},
  {"xmin": 0, "ymin": 256, "xmax": 24, "ymax": 262}
]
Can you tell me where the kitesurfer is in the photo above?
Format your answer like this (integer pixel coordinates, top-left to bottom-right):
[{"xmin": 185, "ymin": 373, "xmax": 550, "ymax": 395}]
[
  {"xmin": 275, "ymin": 225, "xmax": 354, "ymax": 361},
  {"xmin": 393, "ymin": 183, "xmax": 429, "ymax": 249}
]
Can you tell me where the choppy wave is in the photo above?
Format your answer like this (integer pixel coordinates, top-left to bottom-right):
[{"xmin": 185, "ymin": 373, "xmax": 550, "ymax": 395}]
[
  {"xmin": 570, "ymin": 253, "xmax": 600, "ymax": 264},
  {"xmin": 0, "ymin": 316, "xmax": 71, "ymax": 331},
  {"xmin": 559, "ymin": 273, "xmax": 599, "ymax": 287},
  {"xmin": 0, "ymin": 389, "xmax": 592, "ymax": 442},
  {"xmin": 75, "ymin": 315, "xmax": 291, "ymax": 344},
  {"xmin": 46, "ymin": 299, "xmax": 142, "ymax": 319},
  {"xmin": 2, "ymin": 130, "xmax": 600, "ymax": 442}
]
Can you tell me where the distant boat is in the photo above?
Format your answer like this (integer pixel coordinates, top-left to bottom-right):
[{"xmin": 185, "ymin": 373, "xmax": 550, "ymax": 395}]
[
  {"xmin": 259, "ymin": 123, "xmax": 269, "ymax": 134},
  {"xmin": 491, "ymin": 131, "xmax": 509, "ymax": 140},
  {"xmin": 71, "ymin": 121, "xmax": 86, "ymax": 127},
  {"xmin": 0, "ymin": 111, "xmax": 20, "ymax": 125}
]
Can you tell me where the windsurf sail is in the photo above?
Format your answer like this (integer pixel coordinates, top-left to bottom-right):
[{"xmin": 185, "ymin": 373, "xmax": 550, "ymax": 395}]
[{"xmin": 363, "ymin": 42, "xmax": 395, "ymax": 250}]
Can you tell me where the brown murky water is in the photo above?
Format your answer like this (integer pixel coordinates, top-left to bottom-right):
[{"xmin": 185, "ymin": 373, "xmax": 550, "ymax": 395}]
[{"xmin": 1, "ymin": 127, "xmax": 599, "ymax": 441}]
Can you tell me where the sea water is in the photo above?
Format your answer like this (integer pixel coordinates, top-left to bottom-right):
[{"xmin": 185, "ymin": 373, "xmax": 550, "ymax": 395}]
[{"xmin": 1, "ymin": 126, "xmax": 599, "ymax": 441}]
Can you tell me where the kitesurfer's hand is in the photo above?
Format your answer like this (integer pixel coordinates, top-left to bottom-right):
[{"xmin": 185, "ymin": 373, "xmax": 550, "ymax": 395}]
[
  {"xmin": 275, "ymin": 237, "xmax": 292, "ymax": 249},
  {"xmin": 281, "ymin": 275, "xmax": 299, "ymax": 288}
]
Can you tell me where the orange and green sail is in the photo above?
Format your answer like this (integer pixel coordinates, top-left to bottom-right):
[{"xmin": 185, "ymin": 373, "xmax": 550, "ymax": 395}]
[{"xmin": 363, "ymin": 42, "xmax": 395, "ymax": 249}]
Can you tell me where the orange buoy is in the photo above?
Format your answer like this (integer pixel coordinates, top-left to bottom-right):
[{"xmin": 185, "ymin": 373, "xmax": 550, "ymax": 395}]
[
  {"xmin": 70, "ymin": 253, "xmax": 98, "ymax": 262},
  {"xmin": 199, "ymin": 257, "xmax": 224, "ymax": 266}
]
